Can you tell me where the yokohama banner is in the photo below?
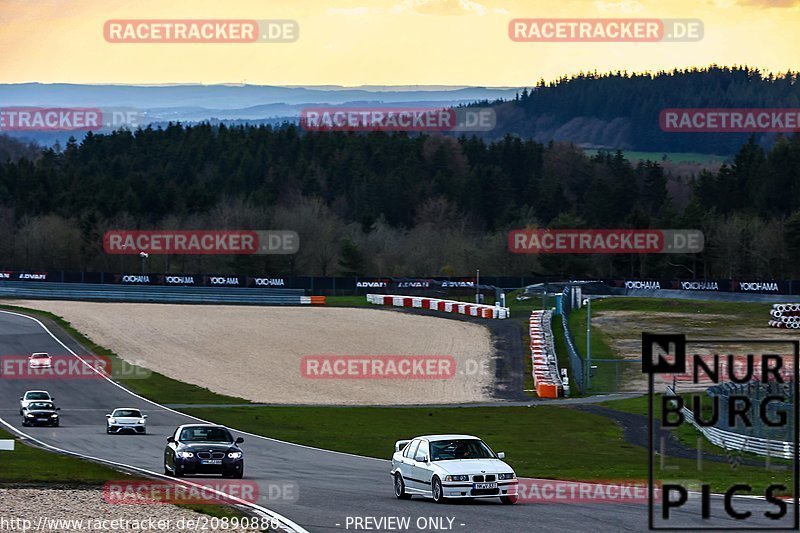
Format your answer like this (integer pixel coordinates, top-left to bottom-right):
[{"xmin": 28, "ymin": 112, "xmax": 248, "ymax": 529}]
[{"xmin": 0, "ymin": 271, "xmax": 796, "ymax": 295}]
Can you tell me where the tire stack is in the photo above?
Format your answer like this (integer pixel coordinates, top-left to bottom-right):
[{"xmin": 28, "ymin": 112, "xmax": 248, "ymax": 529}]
[{"xmin": 768, "ymin": 303, "xmax": 800, "ymax": 329}]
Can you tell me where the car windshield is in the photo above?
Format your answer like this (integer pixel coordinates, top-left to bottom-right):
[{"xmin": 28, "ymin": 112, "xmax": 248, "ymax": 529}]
[
  {"xmin": 31, "ymin": 354, "xmax": 49, "ymax": 358},
  {"xmin": 113, "ymin": 409, "xmax": 141, "ymax": 418},
  {"xmin": 430, "ymin": 439, "xmax": 496, "ymax": 461},
  {"xmin": 29, "ymin": 402, "xmax": 54, "ymax": 410},
  {"xmin": 179, "ymin": 426, "xmax": 233, "ymax": 443},
  {"xmin": 26, "ymin": 392, "xmax": 50, "ymax": 400}
]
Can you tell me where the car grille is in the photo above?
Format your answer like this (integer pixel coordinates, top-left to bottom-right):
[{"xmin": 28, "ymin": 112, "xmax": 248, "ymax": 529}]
[
  {"xmin": 197, "ymin": 451, "xmax": 226, "ymax": 460},
  {"xmin": 472, "ymin": 475, "xmax": 497, "ymax": 482}
]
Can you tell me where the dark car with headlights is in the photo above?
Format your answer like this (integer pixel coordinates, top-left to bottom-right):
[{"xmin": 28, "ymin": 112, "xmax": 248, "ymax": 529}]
[
  {"xmin": 164, "ymin": 424, "xmax": 244, "ymax": 478},
  {"xmin": 22, "ymin": 401, "xmax": 60, "ymax": 427}
]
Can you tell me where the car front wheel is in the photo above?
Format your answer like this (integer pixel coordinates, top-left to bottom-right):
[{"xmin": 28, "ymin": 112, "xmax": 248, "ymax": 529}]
[
  {"xmin": 500, "ymin": 495, "xmax": 518, "ymax": 505},
  {"xmin": 432, "ymin": 477, "xmax": 446, "ymax": 504},
  {"xmin": 394, "ymin": 473, "xmax": 411, "ymax": 500}
]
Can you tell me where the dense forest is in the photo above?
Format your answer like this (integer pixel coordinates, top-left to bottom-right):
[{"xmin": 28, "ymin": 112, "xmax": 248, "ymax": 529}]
[
  {"xmin": 0, "ymin": 118, "xmax": 799, "ymax": 279},
  {"xmin": 482, "ymin": 66, "xmax": 800, "ymax": 154}
]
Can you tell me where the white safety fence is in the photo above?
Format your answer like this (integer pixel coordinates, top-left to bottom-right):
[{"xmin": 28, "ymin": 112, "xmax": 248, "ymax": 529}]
[
  {"xmin": 666, "ymin": 386, "xmax": 793, "ymax": 459},
  {"xmin": 366, "ymin": 294, "xmax": 510, "ymax": 319}
]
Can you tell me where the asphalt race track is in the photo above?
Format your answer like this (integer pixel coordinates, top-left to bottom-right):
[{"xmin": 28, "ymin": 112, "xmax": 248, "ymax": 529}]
[{"xmin": 0, "ymin": 309, "xmax": 792, "ymax": 532}]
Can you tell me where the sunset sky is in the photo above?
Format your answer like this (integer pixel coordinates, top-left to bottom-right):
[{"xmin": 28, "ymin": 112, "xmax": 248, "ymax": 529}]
[{"xmin": 1, "ymin": 0, "xmax": 798, "ymax": 86}]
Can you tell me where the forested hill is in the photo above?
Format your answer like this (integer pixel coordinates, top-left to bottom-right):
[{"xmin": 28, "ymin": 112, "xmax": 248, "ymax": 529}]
[
  {"xmin": 484, "ymin": 66, "xmax": 800, "ymax": 154},
  {"xmin": 0, "ymin": 135, "xmax": 40, "ymax": 163},
  {"xmin": 1, "ymin": 124, "xmax": 800, "ymax": 279}
]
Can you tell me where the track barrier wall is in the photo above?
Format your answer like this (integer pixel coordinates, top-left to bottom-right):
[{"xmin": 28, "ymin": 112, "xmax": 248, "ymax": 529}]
[
  {"xmin": 530, "ymin": 310, "xmax": 564, "ymax": 398},
  {"xmin": 559, "ymin": 287, "xmax": 586, "ymax": 392},
  {"xmin": 0, "ymin": 281, "xmax": 326, "ymax": 306},
  {"xmin": 365, "ymin": 294, "xmax": 510, "ymax": 319},
  {"xmin": 2, "ymin": 271, "xmax": 799, "ymax": 296}
]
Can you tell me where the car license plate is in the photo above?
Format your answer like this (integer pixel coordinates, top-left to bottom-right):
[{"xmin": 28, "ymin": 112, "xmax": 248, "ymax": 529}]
[
  {"xmin": 201, "ymin": 459, "xmax": 222, "ymax": 465},
  {"xmin": 474, "ymin": 482, "xmax": 498, "ymax": 490}
]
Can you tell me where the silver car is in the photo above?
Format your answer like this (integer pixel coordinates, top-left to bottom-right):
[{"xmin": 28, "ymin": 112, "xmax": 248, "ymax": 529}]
[
  {"xmin": 20, "ymin": 390, "xmax": 53, "ymax": 415},
  {"xmin": 106, "ymin": 407, "xmax": 148, "ymax": 434}
]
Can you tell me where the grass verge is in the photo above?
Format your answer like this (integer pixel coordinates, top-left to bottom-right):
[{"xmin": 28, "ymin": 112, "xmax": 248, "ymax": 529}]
[
  {"xmin": 0, "ymin": 427, "xmax": 249, "ymax": 520},
  {"xmin": 585, "ymin": 296, "xmax": 769, "ymax": 320},
  {"xmin": 181, "ymin": 405, "xmax": 791, "ymax": 494},
  {"xmin": 0, "ymin": 427, "xmax": 136, "ymax": 484},
  {"xmin": 602, "ymin": 394, "xmax": 794, "ymax": 466}
]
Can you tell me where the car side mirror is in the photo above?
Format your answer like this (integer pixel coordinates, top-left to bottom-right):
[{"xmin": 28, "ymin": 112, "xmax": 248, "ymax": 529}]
[
  {"xmin": 105, "ymin": 414, "xmax": 111, "ymax": 418},
  {"xmin": 235, "ymin": 437, "xmax": 244, "ymax": 444},
  {"xmin": 143, "ymin": 415, "xmax": 148, "ymax": 418},
  {"xmin": 497, "ymin": 452, "xmax": 505, "ymax": 459},
  {"xmin": 167, "ymin": 436, "xmax": 175, "ymax": 443},
  {"xmin": 19, "ymin": 397, "xmax": 23, "ymax": 401},
  {"xmin": 56, "ymin": 407, "xmax": 61, "ymax": 411},
  {"xmin": 421, "ymin": 455, "xmax": 429, "ymax": 463}
]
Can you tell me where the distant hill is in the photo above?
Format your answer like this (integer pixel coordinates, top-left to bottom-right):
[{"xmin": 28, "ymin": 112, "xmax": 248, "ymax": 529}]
[
  {"xmin": 0, "ymin": 135, "xmax": 40, "ymax": 162},
  {"xmin": 480, "ymin": 66, "xmax": 800, "ymax": 155},
  {"xmin": 0, "ymin": 83, "xmax": 522, "ymax": 145}
]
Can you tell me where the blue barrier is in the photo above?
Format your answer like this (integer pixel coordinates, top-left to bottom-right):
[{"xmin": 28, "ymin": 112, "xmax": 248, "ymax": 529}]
[{"xmin": 0, "ymin": 282, "xmax": 306, "ymax": 305}]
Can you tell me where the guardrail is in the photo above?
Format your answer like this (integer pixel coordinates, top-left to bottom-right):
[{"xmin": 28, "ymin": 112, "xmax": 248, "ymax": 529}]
[
  {"xmin": 366, "ymin": 294, "xmax": 509, "ymax": 319},
  {"xmin": 559, "ymin": 287, "xmax": 586, "ymax": 392},
  {"xmin": 0, "ymin": 281, "xmax": 325, "ymax": 306},
  {"xmin": 666, "ymin": 386, "xmax": 793, "ymax": 459},
  {"xmin": 530, "ymin": 310, "xmax": 564, "ymax": 398}
]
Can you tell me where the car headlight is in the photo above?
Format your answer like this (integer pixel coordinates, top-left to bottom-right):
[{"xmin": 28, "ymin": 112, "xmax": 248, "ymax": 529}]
[
  {"xmin": 498, "ymin": 473, "xmax": 516, "ymax": 480},
  {"xmin": 108, "ymin": 418, "xmax": 116, "ymax": 424},
  {"xmin": 227, "ymin": 452, "xmax": 243, "ymax": 459},
  {"xmin": 444, "ymin": 475, "xmax": 470, "ymax": 482},
  {"xmin": 25, "ymin": 414, "xmax": 34, "ymax": 418},
  {"xmin": 137, "ymin": 419, "xmax": 145, "ymax": 424},
  {"xmin": 51, "ymin": 414, "xmax": 58, "ymax": 418},
  {"xmin": 177, "ymin": 451, "xmax": 194, "ymax": 458}
]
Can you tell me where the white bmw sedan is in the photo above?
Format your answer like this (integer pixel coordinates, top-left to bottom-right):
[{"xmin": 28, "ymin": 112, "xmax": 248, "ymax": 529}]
[{"xmin": 391, "ymin": 434, "xmax": 518, "ymax": 504}]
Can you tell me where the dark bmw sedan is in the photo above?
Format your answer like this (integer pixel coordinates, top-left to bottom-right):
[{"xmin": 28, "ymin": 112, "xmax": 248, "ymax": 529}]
[
  {"xmin": 164, "ymin": 424, "xmax": 244, "ymax": 478},
  {"xmin": 22, "ymin": 401, "xmax": 60, "ymax": 427}
]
